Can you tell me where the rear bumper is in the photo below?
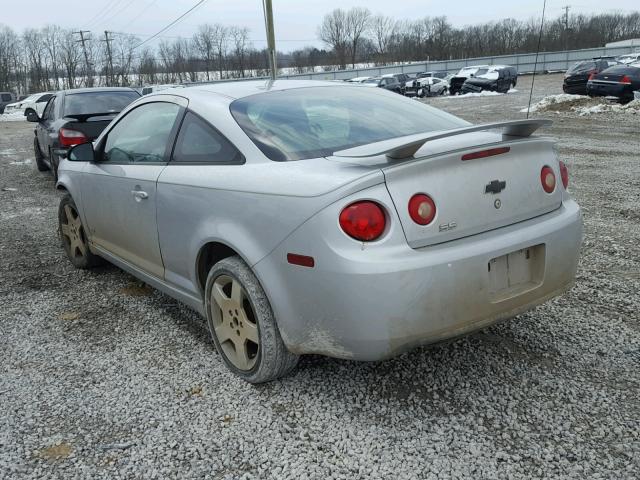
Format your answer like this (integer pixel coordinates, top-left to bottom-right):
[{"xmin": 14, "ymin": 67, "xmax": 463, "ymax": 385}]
[
  {"xmin": 586, "ymin": 82, "xmax": 632, "ymax": 99},
  {"xmin": 255, "ymin": 199, "xmax": 583, "ymax": 361},
  {"xmin": 562, "ymin": 82, "xmax": 587, "ymax": 95}
]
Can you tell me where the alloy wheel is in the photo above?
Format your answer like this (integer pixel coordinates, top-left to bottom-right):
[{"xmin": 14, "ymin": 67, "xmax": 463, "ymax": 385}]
[
  {"xmin": 210, "ymin": 274, "xmax": 260, "ymax": 371},
  {"xmin": 60, "ymin": 204, "xmax": 88, "ymax": 260}
]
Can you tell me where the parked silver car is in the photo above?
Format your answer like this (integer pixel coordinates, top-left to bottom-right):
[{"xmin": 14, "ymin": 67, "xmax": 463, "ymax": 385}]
[{"xmin": 57, "ymin": 81, "xmax": 583, "ymax": 382}]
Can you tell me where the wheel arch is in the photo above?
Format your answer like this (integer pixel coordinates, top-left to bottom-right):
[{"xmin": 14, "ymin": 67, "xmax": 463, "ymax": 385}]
[{"xmin": 195, "ymin": 241, "xmax": 245, "ymax": 295}]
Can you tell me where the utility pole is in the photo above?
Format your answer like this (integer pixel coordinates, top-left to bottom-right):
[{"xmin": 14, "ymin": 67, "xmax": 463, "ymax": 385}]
[
  {"xmin": 562, "ymin": 5, "xmax": 571, "ymax": 50},
  {"xmin": 263, "ymin": 0, "xmax": 277, "ymax": 80},
  {"xmin": 74, "ymin": 30, "xmax": 93, "ymax": 87},
  {"xmin": 102, "ymin": 31, "xmax": 114, "ymax": 86}
]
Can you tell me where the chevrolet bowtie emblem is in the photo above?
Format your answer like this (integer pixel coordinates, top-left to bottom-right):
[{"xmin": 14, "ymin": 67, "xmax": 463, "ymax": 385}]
[{"xmin": 485, "ymin": 180, "xmax": 506, "ymax": 194}]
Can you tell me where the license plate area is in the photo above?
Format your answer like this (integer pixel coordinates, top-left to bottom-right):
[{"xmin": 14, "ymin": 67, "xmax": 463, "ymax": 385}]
[{"xmin": 488, "ymin": 244, "xmax": 545, "ymax": 302}]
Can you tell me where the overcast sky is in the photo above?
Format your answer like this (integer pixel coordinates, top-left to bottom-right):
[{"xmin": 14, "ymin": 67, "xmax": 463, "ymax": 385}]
[{"xmin": 2, "ymin": 0, "xmax": 638, "ymax": 51}]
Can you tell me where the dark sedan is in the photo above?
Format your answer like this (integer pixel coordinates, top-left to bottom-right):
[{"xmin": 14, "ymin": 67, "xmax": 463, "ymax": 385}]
[
  {"xmin": 361, "ymin": 76, "xmax": 403, "ymax": 94},
  {"xmin": 587, "ymin": 64, "xmax": 640, "ymax": 104},
  {"xmin": 26, "ymin": 87, "xmax": 140, "ymax": 180},
  {"xmin": 563, "ymin": 59, "xmax": 620, "ymax": 95}
]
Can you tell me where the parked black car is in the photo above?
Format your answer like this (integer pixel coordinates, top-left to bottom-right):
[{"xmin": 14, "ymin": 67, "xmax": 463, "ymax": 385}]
[
  {"xmin": 361, "ymin": 76, "xmax": 404, "ymax": 94},
  {"xmin": 26, "ymin": 87, "xmax": 140, "ymax": 180},
  {"xmin": 563, "ymin": 58, "xmax": 620, "ymax": 95},
  {"xmin": 587, "ymin": 64, "xmax": 640, "ymax": 104},
  {"xmin": 381, "ymin": 73, "xmax": 412, "ymax": 94},
  {"xmin": 460, "ymin": 65, "xmax": 518, "ymax": 94}
]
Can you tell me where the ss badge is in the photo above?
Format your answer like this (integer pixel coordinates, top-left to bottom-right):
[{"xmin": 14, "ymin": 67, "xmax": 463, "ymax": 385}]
[{"xmin": 439, "ymin": 221, "xmax": 457, "ymax": 232}]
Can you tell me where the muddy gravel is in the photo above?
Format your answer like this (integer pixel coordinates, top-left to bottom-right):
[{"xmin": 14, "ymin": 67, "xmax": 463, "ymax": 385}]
[{"xmin": 1, "ymin": 73, "xmax": 639, "ymax": 479}]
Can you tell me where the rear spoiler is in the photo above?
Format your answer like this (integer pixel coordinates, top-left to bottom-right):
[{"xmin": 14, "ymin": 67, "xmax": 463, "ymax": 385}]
[
  {"xmin": 63, "ymin": 112, "xmax": 119, "ymax": 122},
  {"xmin": 334, "ymin": 119, "xmax": 552, "ymax": 160}
]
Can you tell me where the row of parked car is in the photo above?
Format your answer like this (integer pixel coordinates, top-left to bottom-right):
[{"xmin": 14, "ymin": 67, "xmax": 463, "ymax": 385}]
[
  {"xmin": 562, "ymin": 55, "xmax": 640, "ymax": 103},
  {"xmin": 346, "ymin": 65, "xmax": 519, "ymax": 98}
]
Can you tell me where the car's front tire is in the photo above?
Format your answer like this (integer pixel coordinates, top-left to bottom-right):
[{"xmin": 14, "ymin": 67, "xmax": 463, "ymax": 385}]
[
  {"xmin": 58, "ymin": 194, "xmax": 102, "ymax": 269},
  {"xmin": 34, "ymin": 138, "xmax": 48, "ymax": 172},
  {"xmin": 205, "ymin": 256, "xmax": 299, "ymax": 383}
]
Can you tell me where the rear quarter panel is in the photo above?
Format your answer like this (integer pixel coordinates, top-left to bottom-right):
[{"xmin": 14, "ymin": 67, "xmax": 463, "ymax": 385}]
[{"xmin": 156, "ymin": 159, "xmax": 383, "ymax": 298}]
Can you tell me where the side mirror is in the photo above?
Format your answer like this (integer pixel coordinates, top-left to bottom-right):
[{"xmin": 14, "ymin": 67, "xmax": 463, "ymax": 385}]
[
  {"xmin": 67, "ymin": 142, "xmax": 95, "ymax": 162},
  {"xmin": 25, "ymin": 108, "xmax": 40, "ymax": 123}
]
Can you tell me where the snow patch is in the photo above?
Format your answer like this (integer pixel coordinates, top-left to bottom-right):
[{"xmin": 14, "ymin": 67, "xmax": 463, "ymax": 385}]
[
  {"xmin": 9, "ymin": 158, "xmax": 33, "ymax": 166},
  {"xmin": 0, "ymin": 111, "xmax": 26, "ymax": 122},
  {"xmin": 575, "ymin": 100, "xmax": 640, "ymax": 116},
  {"xmin": 520, "ymin": 94, "xmax": 584, "ymax": 113},
  {"xmin": 523, "ymin": 94, "xmax": 640, "ymax": 115}
]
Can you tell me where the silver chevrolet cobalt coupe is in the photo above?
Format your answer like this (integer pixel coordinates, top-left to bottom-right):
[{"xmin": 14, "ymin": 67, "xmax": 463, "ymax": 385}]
[{"xmin": 58, "ymin": 80, "xmax": 582, "ymax": 382}]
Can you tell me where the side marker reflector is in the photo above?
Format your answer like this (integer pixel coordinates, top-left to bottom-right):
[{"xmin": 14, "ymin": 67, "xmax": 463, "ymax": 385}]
[{"xmin": 287, "ymin": 253, "xmax": 315, "ymax": 268}]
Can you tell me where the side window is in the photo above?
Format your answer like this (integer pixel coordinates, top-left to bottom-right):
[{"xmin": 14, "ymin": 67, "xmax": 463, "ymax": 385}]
[
  {"xmin": 172, "ymin": 112, "xmax": 243, "ymax": 164},
  {"xmin": 103, "ymin": 102, "xmax": 180, "ymax": 164},
  {"xmin": 1, "ymin": 93, "xmax": 11, "ymax": 102},
  {"xmin": 42, "ymin": 97, "xmax": 56, "ymax": 120},
  {"xmin": 37, "ymin": 94, "xmax": 53, "ymax": 103}
]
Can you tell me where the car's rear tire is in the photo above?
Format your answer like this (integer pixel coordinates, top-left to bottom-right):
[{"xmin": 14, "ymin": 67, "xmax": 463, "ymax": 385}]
[
  {"xmin": 58, "ymin": 194, "xmax": 103, "ymax": 269},
  {"xmin": 205, "ymin": 256, "xmax": 299, "ymax": 383},
  {"xmin": 34, "ymin": 138, "xmax": 48, "ymax": 172}
]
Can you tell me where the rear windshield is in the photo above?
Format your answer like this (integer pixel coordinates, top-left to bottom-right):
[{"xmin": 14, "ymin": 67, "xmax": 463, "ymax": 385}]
[
  {"xmin": 230, "ymin": 86, "xmax": 468, "ymax": 161},
  {"xmin": 63, "ymin": 91, "xmax": 140, "ymax": 116},
  {"xmin": 567, "ymin": 61, "xmax": 596, "ymax": 74}
]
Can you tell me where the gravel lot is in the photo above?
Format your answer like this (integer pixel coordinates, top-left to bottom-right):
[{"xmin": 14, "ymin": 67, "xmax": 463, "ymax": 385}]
[{"xmin": 1, "ymin": 73, "xmax": 639, "ymax": 479}]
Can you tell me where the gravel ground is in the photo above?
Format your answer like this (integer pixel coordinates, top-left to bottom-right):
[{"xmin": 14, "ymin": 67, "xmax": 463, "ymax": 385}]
[{"xmin": 1, "ymin": 73, "xmax": 639, "ymax": 479}]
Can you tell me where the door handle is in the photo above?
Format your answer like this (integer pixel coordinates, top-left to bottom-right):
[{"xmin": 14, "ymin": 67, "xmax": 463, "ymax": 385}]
[{"xmin": 132, "ymin": 190, "xmax": 148, "ymax": 200}]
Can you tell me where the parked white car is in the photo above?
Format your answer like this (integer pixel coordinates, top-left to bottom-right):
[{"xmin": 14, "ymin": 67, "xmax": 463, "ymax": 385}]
[
  {"xmin": 617, "ymin": 53, "xmax": 640, "ymax": 65},
  {"xmin": 405, "ymin": 77, "xmax": 449, "ymax": 97},
  {"xmin": 5, "ymin": 92, "xmax": 54, "ymax": 116},
  {"xmin": 345, "ymin": 76, "xmax": 371, "ymax": 83}
]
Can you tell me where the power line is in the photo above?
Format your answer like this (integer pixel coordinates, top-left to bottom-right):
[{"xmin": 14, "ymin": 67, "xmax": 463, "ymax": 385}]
[
  {"xmin": 118, "ymin": 0, "xmax": 160, "ymax": 32},
  {"xmin": 131, "ymin": 0, "xmax": 208, "ymax": 51},
  {"xmin": 94, "ymin": 0, "xmax": 138, "ymax": 31},
  {"xmin": 85, "ymin": 0, "xmax": 128, "ymax": 29}
]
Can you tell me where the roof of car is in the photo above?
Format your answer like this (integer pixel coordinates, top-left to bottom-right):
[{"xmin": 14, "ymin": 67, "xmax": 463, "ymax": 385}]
[
  {"xmin": 60, "ymin": 87, "xmax": 140, "ymax": 95},
  {"xmin": 185, "ymin": 79, "xmax": 355, "ymax": 99}
]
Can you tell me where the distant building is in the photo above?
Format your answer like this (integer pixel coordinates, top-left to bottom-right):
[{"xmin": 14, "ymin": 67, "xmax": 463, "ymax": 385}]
[{"xmin": 605, "ymin": 39, "xmax": 640, "ymax": 48}]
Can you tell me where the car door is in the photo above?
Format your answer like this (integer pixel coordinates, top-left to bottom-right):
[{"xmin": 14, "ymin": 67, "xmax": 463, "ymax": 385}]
[
  {"xmin": 156, "ymin": 111, "xmax": 245, "ymax": 296},
  {"xmin": 80, "ymin": 98, "xmax": 185, "ymax": 278},
  {"xmin": 37, "ymin": 96, "xmax": 57, "ymax": 158}
]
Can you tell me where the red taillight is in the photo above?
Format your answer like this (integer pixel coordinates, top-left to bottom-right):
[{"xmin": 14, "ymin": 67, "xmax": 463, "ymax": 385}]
[
  {"xmin": 461, "ymin": 147, "xmax": 510, "ymax": 161},
  {"xmin": 59, "ymin": 128, "xmax": 87, "ymax": 147},
  {"xmin": 620, "ymin": 75, "xmax": 632, "ymax": 85},
  {"xmin": 588, "ymin": 72, "xmax": 596, "ymax": 81},
  {"xmin": 559, "ymin": 161, "xmax": 569, "ymax": 189},
  {"xmin": 540, "ymin": 166, "xmax": 556, "ymax": 193},
  {"xmin": 408, "ymin": 194, "xmax": 436, "ymax": 225},
  {"xmin": 339, "ymin": 201, "xmax": 386, "ymax": 241}
]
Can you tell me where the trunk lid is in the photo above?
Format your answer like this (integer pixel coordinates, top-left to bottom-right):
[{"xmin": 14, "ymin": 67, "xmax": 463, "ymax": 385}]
[{"xmin": 381, "ymin": 132, "xmax": 562, "ymax": 248}]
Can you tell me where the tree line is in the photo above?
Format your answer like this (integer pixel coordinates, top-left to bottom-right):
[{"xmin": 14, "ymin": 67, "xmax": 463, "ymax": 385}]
[
  {"xmin": 0, "ymin": 9, "xmax": 639, "ymax": 94},
  {"xmin": 312, "ymin": 8, "xmax": 640, "ymax": 70}
]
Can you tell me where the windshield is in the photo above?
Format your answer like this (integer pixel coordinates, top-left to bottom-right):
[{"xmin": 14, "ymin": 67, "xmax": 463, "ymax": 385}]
[
  {"xmin": 230, "ymin": 86, "xmax": 468, "ymax": 161},
  {"xmin": 63, "ymin": 91, "xmax": 140, "ymax": 116},
  {"xmin": 567, "ymin": 61, "xmax": 596, "ymax": 74}
]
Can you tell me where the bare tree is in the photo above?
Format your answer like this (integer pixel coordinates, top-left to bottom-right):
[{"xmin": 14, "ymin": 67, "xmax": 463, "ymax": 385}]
[
  {"xmin": 59, "ymin": 30, "xmax": 82, "ymax": 89},
  {"xmin": 345, "ymin": 7, "xmax": 371, "ymax": 68},
  {"xmin": 230, "ymin": 26, "xmax": 249, "ymax": 77},
  {"xmin": 193, "ymin": 24, "xmax": 217, "ymax": 81},
  {"xmin": 318, "ymin": 9, "xmax": 349, "ymax": 69},
  {"xmin": 371, "ymin": 15, "xmax": 397, "ymax": 64}
]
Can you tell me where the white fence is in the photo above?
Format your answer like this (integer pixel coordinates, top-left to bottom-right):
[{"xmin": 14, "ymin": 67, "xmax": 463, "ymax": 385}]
[{"xmin": 190, "ymin": 44, "xmax": 639, "ymax": 85}]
